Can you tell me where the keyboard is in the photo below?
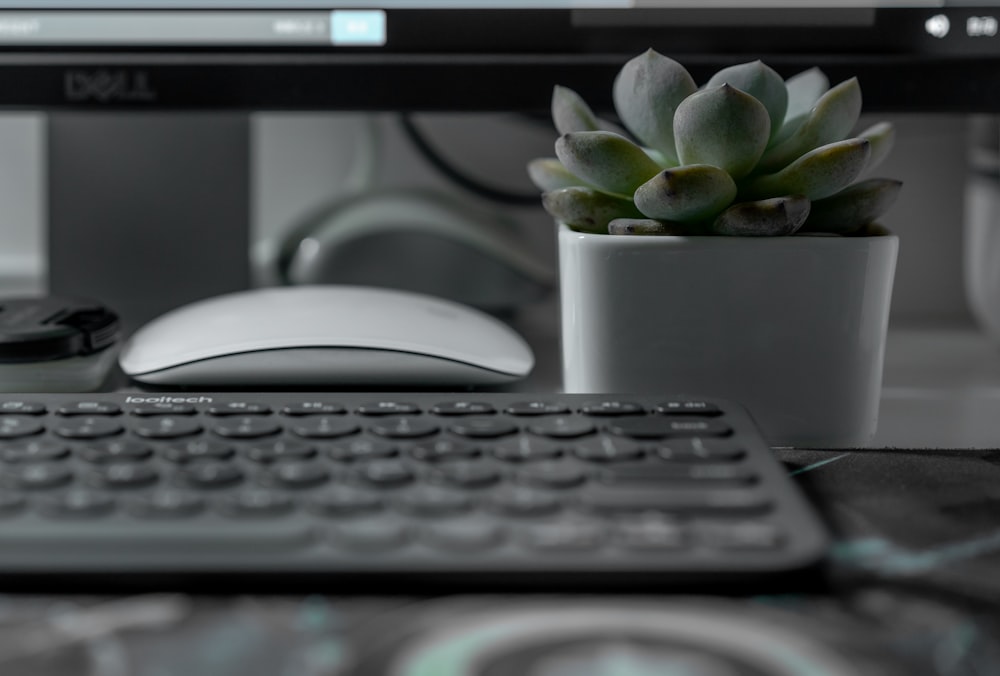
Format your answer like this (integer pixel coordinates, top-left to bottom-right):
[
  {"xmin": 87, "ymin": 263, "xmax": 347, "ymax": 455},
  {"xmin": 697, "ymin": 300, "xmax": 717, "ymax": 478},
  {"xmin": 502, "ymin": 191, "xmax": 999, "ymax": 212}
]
[{"xmin": 0, "ymin": 393, "xmax": 828, "ymax": 589}]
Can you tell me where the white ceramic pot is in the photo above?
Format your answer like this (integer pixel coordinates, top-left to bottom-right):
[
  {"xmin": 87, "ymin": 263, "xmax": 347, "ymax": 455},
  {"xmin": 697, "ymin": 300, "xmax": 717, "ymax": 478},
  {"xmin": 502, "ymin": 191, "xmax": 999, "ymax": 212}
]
[{"xmin": 558, "ymin": 223, "xmax": 899, "ymax": 448}]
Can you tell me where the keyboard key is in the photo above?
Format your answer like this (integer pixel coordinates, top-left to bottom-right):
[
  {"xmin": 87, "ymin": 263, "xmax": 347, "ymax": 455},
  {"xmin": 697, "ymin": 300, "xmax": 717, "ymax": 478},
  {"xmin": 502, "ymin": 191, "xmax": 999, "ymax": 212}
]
[
  {"xmin": 290, "ymin": 416, "xmax": 361, "ymax": 439},
  {"xmin": 38, "ymin": 491, "xmax": 115, "ymax": 518},
  {"xmin": 307, "ymin": 489, "xmax": 382, "ymax": 517},
  {"xmin": 131, "ymin": 403, "xmax": 197, "ymax": 416},
  {"xmin": 447, "ymin": 417, "xmax": 518, "ymax": 439},
  {"xmin": 282, "ymin": 402, "xmax": 346, "ymax": 416},
  {"xmin": 490, "ymin": 488, "xmax": 561, "ymax": 517},
  {"xmin": 92, "ymin": 463, "xmax": 159, "ymax": 489},
  {"xmin": 505, "ymin": 401, "xmax": 570, "ymax": 416},
  {"xmin": 331, "ymin": 520, "xmax": 408, "ymax": 551},
  {"xmin": 177, "ymin": 462, "xmax": 244, "ymax": 489},
  {"xmin": 357, "ymin": 402, "xmax": 421, "ymax": 416},
  {"xmin": 7, "ymin": 463, "xmax": 73, "ymax": 490},
  {"xmin": 617, "ymin": 516, "xmax": 686, "ymax": 551},
  {"xmin": 327, "ymin": 439, "xmax": 398, "ymax": 461},
  {"xmin": 0, "ymin": 416, "xmax": 44, "ymax": 439},
  {"xmin": 573, "ymin": 437, "xmax": 644, "ymax": 463},
  {"xmin": 132, "ymin": 416, "xmax": 203, "ymax": 439},
  {"xmin": 0, "ymin": 401, "xmax": 46, "ymax": 415},
  {"xmin": 656, "ymin": 400, "xmax": 722, "ymax": 416},
  {"xmin": 57, "ymin": 402, "xmax": 121, "ymax": 416},
  {"xmin": 218, "ymin": 491, "xmax": 295, "ymax": 518},
  {"xmin": 600, "ymin": 465, "xmax": 758, "ymax": 486},
  {"xmin": 656, "ymin": 438, "xmax": 746, "ymax": 463},
  {"xmin": 521, "ymin": 521, "xmax": 606, "ymax": 552},
  {"xmin": 369, "ymin": 417, "xmax": 439, "ymax": 439},
  {"xmin": 492, "ymin": 437, "xmax": 564, "ymax": 462},
  {"xmin": 518, "ymin": 462, "xmax": 587, "ymax": 489},
  {"xmin": 245, "ymin": 441, "xmax": 316, "ymax": 463},
  {"xmin": 53, "ymin": 417, "xmax": 124, "ymax": 440},
  {"xmin": 580, "ymin": 401, "xmax": 645, "ymax": 416},
  {"xmin": 0, "ymin": 493, "xmax": 26, "ymax": 516},
  {"xmin": 1, "ymin": 440, "xmax": 69, "ymax": 463},
  {"xmin": 265, "ymin": 462, "xmax": 331, "ymax": 489},
  {"xmin": 395, "ymin": 487, "xmax": 472, "ymax": 517},
  {"xmin": 207, "ymin": 402, "xmax": 272, "ymax": 416},
  {"xmin": 80, "ymin": 440, "xmax": 153, "ymax": 463},
  {"xmin": 410, "ymin": 439, "xmax": 480, "ymax": 462},
  {"xmin": 436, "ymin": 461, "xmax": 501, "ymax": 488},
  {"xmin": 430, "ymin": 402, "xmax": 496, "ymax": 416},
  {"xmin": 129, "ymin": 491, "xmax": 205, "ymax": 519},
  {"xmin": 212, "ymin": 417, "xmax": 281, "ymax": 439},
  {"xmin": 607, "ymin": 417, "xmax": 731, "ymax": 439},
  {"xmin": 694, "ymin": 522, "xmax": 784, "ymax": 550},
  {"xmin": 162, "ymin": 440, "xmax": 234, "ymax": 463},
  {"xmin": 527, "ymin": 417, "xmax": 595, "ymax": 439},
  {"xmin": 421, "ymin": 521, "xmax": 505, "ymax": 552},
  {"xmin": 358, "ymin": 461, "xmax": 415, "ymax": 487}
]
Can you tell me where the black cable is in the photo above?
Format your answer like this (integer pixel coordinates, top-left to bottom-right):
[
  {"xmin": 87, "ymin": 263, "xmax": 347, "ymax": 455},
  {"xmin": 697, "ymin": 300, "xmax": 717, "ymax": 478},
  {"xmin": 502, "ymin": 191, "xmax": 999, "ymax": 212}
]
[{"xmin": 399, "ymin": 114, "xmax": 542, "ymax": 206}]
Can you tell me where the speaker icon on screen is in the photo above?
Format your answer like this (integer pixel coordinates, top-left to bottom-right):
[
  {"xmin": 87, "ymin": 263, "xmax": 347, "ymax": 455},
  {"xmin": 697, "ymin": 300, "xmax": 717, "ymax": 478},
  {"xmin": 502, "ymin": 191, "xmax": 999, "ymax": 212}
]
[{"xmin": 925, "ymin": 14, "xmax": 951, "ymax": 38}]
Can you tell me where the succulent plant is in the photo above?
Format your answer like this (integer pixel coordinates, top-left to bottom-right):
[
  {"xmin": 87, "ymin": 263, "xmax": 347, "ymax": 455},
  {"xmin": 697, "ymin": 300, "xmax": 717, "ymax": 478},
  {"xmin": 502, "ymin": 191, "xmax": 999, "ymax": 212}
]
[{"xmin": 529, "ymin": 50, "xmax": 902, "ymax": 236}]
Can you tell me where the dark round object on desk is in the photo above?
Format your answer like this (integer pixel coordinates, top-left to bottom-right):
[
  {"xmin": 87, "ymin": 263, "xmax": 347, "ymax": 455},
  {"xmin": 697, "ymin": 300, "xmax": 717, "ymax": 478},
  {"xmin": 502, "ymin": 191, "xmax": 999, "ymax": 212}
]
[{"xmin": 0, "ymin": 296, "xmax": 119, "ymax": 363}]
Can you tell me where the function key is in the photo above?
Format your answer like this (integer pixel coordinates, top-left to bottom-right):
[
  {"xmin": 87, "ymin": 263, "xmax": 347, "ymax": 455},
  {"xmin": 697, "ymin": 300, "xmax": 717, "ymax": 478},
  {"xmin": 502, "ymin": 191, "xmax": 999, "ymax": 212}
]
[
  {"xmin": 607, "ymin": 417, "xmax": 731, "ymax": 440},
  {"xmin": 1, "ymin": 440, "xmax": 69, "ymax": 463},
  {"xmin": 369, "ymin": 417, "xmax": 439, "ymax": 439},
  {"xmin": 357, "ymin": 402, "xmax": 421, "ymax": 416},
  {"xmin": 53, "ymin": 417, "xmax": 124, "ymax": 440},
  {"xmin": 580, "ymin": 401, "xmax": 645, "ymax": 416},
  {"xmin": 0, "ymin": 416, "xmax": 44, "ymax": 439},
  {"xmin": 129, "ymin": 491, "xmax": 204, "ymax": 519},
  {"xmin": 527, "ymin": 417, "xmax": 595, "ymax": 440},
  {"xmin": 657, "ymin": 438, "xmax": 746, "ymax": 463},
  {"xmin": 161, "ymin": 440, "xmax": 234, "ymax": 463},
  {"xmin": 0, "ymin": 401, "xmax": 46, "ymax": 415},
  {"xmin": 290, "ymin": 416, "xmax": 360, "ymax": 439},
  {"xmin": 132, "ymin": 416, "xmax": 203, "ymax": 440},
  {"xmin": 244, "ymin": 441, "xmax": 316, "ymax": 463},
  {"xmin": 57, "ymin": 402, "xmax": 121, "ymax": 416},
  {"xmin": 448, "ymin": 417, "xmax": 518, "ymax": 439},
  {"xmin": 656, "ymin": 401, "xmax": 722, "ymax": 417},
  {"xmin": 281, "ymin": 402, "xmax": 346, "ymax": 416},
  {"xmin": 207, "ymin": 402, "xmax": 272, "ymax": 416},
  {"xmin": 131, "ymin": 403, "xmax": 197, "ymax": 416},
  {"xmin": 505, "ymin": 401, "xmax": 570, "ymax": 416},
  {"xmin": 430, "ymin": 402, "xmax": 496, "ymax": 416},
  {"xmin": 79, "ymin": 440, "xmax": 153, "ymax": 463},
  {"xmin": 211, "ymin": 416, "xmax": 281, "ymax": 439}
]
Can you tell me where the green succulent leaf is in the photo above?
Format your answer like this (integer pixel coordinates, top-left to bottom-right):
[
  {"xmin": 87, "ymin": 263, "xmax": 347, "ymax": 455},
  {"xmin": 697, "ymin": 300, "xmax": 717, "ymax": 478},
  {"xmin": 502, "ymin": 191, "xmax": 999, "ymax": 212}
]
[
  {"xmin": 706, "ymin": 60, "xmax": 788, "ymax": 143},
  {"xmin": 711, "ymin": 195, "xmax": 811, "ymax": 236},
  {"xmin": 758, "ymin": 77, "xmax": 862, "ymax": 173},
  {"xmin": 857, "ymin": 121, "xmax": 896, "ymax": 175},
  {"xmin": 744, "ymin": 137, "xmax": 872, "ymax": 201},
  {"xmin": 800, "ymin": 178, "xmax": 902, "ymax": 234},
  {"xmin": 674, "ymin": 84, "xmax": 770, "ymax": 180},
  {"xmin": 551, "ymin": 85, "xmax": 603, "ymax": 135},
  {"xmin": 608, "ymin": 218, "xmax": 688, "ymax": 236},
  {"xmin": 783, "ymin": 68, "xmax": 830, "ymax": 125},
  {"xmin": 613, "ymin": 49, "xmax": 697, "ymax": 165},
  {"xmin": 555, "ymin": 131, "xmax": 664, "ymax": 196},
  {"xmin": 633, "ymin": 164, "xmax": 737, "ymax": 222},
  {"xmin": 527, "ymin": 157, "xmax": 587, "ymax": 192},
  {"xmin": 542, "ymin": 186, "xmax": 644, "ymax": 234}
]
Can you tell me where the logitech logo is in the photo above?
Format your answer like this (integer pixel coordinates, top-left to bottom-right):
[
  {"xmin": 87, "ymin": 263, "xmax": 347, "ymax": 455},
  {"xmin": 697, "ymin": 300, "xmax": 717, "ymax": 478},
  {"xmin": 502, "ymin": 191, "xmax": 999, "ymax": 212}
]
[{"xmin": 64, "ymin": 69, "xmax": 157, "ymax": 103}]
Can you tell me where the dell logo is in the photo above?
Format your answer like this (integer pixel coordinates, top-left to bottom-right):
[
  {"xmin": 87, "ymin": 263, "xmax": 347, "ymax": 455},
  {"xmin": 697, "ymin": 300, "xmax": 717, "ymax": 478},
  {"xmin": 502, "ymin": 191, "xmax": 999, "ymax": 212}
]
[{"xmin": 64, "ymin": 69, "xmax": 157, "ymax": 103}]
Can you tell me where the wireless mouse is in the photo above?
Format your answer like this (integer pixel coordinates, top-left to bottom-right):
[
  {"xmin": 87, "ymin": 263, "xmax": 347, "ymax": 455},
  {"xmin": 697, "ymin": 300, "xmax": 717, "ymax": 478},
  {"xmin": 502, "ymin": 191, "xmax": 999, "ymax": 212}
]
[{"xmin": 118, "ymin": 285, "xmax": 535, "ymax": 387}]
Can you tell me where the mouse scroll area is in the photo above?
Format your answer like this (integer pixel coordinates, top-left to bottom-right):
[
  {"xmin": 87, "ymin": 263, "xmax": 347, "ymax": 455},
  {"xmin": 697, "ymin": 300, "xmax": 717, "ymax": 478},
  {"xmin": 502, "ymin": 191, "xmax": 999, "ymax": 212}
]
[{"xmin": 129, "ymin": 347, "xmax": 527, "ymax": 388}]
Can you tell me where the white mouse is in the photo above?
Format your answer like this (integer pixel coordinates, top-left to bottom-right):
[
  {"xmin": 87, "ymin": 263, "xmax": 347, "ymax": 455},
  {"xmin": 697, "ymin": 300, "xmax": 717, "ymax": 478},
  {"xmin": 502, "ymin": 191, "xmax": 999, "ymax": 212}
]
[{"xmin": 118, "ymin": 285, "xmax": 535, "ymax": 387}]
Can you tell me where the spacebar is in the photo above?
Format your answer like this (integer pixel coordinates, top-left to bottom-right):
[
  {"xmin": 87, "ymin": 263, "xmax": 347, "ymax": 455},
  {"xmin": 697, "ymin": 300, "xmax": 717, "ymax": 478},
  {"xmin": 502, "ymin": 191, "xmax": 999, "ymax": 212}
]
[{"xmin": 0, "ymin": 523, "xmax": 315, "ymax": 553}]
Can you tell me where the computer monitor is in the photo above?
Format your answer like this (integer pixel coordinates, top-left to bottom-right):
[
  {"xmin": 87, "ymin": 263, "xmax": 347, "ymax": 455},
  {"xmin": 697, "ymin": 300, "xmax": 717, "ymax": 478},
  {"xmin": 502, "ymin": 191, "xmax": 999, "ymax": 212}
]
[{"xmin": 0, "ymin": 1, "xmax": 996, "ymax": 326}]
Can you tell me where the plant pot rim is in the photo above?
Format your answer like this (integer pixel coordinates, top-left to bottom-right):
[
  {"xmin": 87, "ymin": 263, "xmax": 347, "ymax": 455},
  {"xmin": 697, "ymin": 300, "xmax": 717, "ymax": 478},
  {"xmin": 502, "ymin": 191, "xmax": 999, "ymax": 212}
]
[{"xmin": 558, "ymin": 222, "xmax": 894, "ymax": 241}]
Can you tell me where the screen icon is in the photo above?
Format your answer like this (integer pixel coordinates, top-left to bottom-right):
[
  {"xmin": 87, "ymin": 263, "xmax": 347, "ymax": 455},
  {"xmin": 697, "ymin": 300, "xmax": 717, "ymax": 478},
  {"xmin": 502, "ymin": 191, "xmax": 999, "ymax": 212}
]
[{"xmin": 925, "ymin": 14, "xmax": 950, "ymax": 39}]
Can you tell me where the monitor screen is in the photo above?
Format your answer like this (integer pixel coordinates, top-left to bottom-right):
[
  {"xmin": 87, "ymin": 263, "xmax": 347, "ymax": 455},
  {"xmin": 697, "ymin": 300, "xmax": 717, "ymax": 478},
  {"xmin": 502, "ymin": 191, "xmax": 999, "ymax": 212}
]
[{"xmin": 0, "ymin": 1, "xmax": 997, "ymax": 111}]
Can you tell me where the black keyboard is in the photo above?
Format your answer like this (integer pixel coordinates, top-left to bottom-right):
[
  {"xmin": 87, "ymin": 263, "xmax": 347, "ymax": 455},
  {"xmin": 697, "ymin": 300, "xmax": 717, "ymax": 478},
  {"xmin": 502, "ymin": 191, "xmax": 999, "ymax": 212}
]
[{"xmin": 0, "ymin": 393, "xmax": 828, "ymax": 589}]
